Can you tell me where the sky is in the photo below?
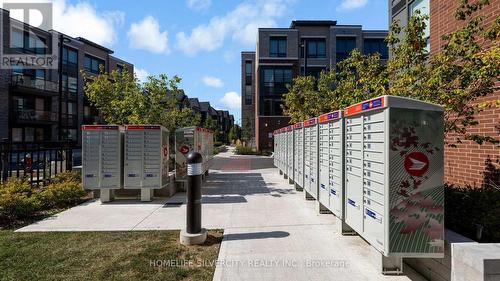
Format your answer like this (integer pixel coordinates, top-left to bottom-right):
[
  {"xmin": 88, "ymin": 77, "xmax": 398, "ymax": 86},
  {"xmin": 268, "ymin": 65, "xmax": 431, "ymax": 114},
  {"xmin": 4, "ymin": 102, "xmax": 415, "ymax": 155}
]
[{"xmin": 2, "ymin": 0, "xmax": 389, "ymax": 123}]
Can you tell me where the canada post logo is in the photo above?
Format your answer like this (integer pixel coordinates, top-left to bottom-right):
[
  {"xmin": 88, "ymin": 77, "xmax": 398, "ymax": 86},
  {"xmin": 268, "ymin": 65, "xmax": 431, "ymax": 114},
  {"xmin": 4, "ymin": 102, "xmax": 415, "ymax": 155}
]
[
  {"xmin": 0, "ymin": 2, "xmax": 59, "ymax": 69},
  {"xmin": 404, "ymin": 152, "xmax": 429, "ymax": 177}
]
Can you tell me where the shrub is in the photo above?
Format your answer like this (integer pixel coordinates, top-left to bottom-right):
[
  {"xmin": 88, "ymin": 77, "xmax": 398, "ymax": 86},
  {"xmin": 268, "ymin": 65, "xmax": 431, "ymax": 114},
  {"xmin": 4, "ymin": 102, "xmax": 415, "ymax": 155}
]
[
  {"xmin": 39, "ymin": 172, "xmax": 86, "ymax": 209},
  {"xmin": 0, "ymin": 178, "xmax": 41, "ymax": 219},
  {"xmin": 445, "ymin": 184, "xmax": 500, "ymax": 242},
  {"xmin": 49, "ymin": 171, "xmax": 81, "ymax": 184},
  {"xmin": 259, "ymin": 149, "xmax": 273, "ymax": 156},
  {"xmin": 234, "ymin": 144, "xmax": 255, "ymax": 155}
]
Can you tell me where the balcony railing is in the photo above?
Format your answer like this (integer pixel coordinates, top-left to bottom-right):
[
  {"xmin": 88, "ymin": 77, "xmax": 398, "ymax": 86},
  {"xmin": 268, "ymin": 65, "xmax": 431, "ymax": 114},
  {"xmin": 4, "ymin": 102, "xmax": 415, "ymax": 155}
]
[
  {"xmin": 10, "ymin": 74, "xmax": 59, "ymax": 93},
  {"xmin": 13, "ymin": 109, "xmax": 57, "ymax": 123}
]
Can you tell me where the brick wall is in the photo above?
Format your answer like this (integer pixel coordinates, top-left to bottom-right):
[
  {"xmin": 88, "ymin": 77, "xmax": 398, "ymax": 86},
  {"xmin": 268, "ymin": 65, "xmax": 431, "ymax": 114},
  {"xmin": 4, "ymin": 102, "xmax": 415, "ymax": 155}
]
[
  {"xmin": 257, "ymin": 116, "xmax": 290, "ymax": 150},
  {"xmin": 430, "ymin": 0, "xmax": 500, "ymax": 187}
]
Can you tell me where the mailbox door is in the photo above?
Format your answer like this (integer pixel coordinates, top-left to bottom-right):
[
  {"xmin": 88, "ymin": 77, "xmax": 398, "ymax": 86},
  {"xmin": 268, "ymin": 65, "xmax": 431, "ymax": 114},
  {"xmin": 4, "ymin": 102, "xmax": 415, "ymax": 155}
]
[
  {"xmin": 361, "ymin": 110, "xmax": 386, "ymax": 251},
  {"xmin": 304, "ymin": 127, "xmax": 311, "ymax": 193},
  {"xmin": 345, "ymin": 115, "xmax": 364, "ymax": 233},
  {"xmin": 82, "ymin": 129, "xmax": 101, "ymax": 189},
  {"xmin": 329, "ymin": 119, "xmax": 343, "ymax": 217},
  {"xmin": 124, "ymin": 129, "xmax": 144, "ymax": 188},
  {"xmin": 310, "ymin": 124, "xmax": 318, "ymax": 199},
  {"xmin": 100, "ymin": 129, "xmax": 122, "ymax": 188},
  {"xmin": 142, "ymin": 129, "xmax": 162, "ymax": 188},
  {"xmin": 294, "ymin": 129, "xmax": 304, "ymax": 188},
  {"xmin": 318, "ymin": 122, "xmax": 330, "ymax": 208}
]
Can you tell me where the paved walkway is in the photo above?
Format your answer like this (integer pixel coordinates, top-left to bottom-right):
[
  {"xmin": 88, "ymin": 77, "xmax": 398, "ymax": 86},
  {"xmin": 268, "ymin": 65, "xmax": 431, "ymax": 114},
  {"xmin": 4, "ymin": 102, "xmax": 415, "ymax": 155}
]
[{"xmin": 18, "ymin": 148, "xmax": 425, "ymax": 281}]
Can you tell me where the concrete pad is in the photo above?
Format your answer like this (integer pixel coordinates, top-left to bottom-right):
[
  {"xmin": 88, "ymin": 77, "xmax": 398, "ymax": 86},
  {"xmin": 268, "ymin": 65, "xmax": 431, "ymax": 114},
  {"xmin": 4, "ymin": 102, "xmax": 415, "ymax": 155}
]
[{"xmin": 17, "ymin": 152, "xmax": 425, "ymax": 281}]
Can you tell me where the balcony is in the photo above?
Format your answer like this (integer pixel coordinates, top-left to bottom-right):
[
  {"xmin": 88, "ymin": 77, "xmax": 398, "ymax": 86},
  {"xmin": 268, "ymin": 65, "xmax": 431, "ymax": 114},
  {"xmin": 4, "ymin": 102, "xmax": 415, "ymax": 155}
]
[
  {"xmin": 10, "ymin": 74, "xmax": 59, "ymax": 95},
  {"xmin": 13, "ymin": 109, "xmax": 57, "ymax": 124}
]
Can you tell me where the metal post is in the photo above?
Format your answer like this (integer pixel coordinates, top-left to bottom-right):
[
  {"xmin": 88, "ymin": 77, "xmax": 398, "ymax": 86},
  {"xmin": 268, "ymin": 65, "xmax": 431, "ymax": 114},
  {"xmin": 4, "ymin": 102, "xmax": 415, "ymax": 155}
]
[
  {"xmin": 180, "ymin": 151, "xmax": 207, "ymax": 245},
  {"xmin": 186, "ymin": 151, "xmax": 203, "ymax": 234}
]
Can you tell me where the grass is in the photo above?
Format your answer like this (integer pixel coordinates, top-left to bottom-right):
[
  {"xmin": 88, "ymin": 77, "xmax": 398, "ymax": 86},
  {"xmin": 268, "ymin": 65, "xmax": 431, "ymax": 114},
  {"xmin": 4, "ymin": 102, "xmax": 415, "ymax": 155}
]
[{"xmin": 0, "ymin": 230, "xmax": 223, "ymax": 281}]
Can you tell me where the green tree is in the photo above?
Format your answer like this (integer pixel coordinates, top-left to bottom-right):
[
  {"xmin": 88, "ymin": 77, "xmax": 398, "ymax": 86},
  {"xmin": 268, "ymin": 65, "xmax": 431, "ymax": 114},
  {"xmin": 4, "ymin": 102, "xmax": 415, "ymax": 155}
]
[
  {"xmin": 241, "ymin": 119, "xmax": 253, "ymax": 141},
  {"xmin": 328, "ymin": 50, "xmax": 388, "ymax": 111},
  {"xmin": 283, "ymin": 0, "xmax": 499, "ymax": 144},
  {"xmin": 82, "ymin": 68, "xmax": 144, "ymax": 124},
  {"xmin": 203, "ymin": 116, "xmax": 218, "ymax": 132},
  {"xmin": 228, "ymin": 125, "xmax": 241, "ymax": 142},
  {"xmin": 282, "ymin": 76, "xmax": 318, "ymax": 122},
  {"xmin": 83, "ymin": 69, "xmax": 200, "ymax": 133}
]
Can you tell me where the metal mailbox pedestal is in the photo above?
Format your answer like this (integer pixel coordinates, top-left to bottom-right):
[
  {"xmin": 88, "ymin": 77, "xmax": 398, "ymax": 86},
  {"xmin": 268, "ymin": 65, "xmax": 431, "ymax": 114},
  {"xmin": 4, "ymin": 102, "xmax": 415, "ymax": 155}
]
[
  {"xmin": 124, "ymin": 125, "xmax": 169, "ymax": 202},
  {"xmin": 175, "ymin": 127, "xmax": 214, "ymax": 190},
  {"xmin": 293, "ymin": 122, "xmax": 304, "ymax": 191},
  {"xmin": 303, "ymin": 118, "xmax": 318, "ymax": 200},
  {"xmin": 286, "ymin": 125, "xmax": 294, "ymax": 183},
  {"xmin": 317, "ymin": 111, "xmax": 344, "ymax": 216},
  {"xmin": 343, "ymin": 95, "xmax": 445, "ymax": 274},
  {"xmin": 82, "ymin": 125, "xmax": 124, "ymax": 202}
]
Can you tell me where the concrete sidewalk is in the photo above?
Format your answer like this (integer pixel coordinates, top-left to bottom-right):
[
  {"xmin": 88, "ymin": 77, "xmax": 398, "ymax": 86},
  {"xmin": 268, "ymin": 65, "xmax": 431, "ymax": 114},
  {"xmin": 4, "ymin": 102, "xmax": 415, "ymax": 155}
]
[{"xmin": 17, "ymin": 149, "xmax": 425, "ymax": 281}]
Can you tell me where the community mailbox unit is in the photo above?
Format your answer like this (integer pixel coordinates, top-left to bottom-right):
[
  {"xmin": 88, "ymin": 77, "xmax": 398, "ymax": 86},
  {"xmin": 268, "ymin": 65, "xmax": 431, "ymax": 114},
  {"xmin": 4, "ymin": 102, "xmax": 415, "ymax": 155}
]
[
  {"xmin": 274, "ymin": 128, "xmax": 282, "ymax": 173},
  {"xmin": 286, "ymin": 125, "xmax": 294, "ymax": 182},
  {"xmin": 124, "ymin": 125, "xmax": 169, "ymax": 202},
  {"xmin": 273, "ymin": 129, "xmax": 278, "ymax": 169},
  {"xmin": 275, "ymin": 128, "xmax": 285, "ymax": 174},
  {"xmin": 175, "ymin": 127, "xmax": 214, "ymax": 188},
  {"xmin": 343, "ymin": 95, "xmax": 444, "ymax": 273},
  {"xmin": 293, "ymin": 122, "xmax": 304, "ymax": 190},
  {"xmin": 303, "ymin": 118, "xmax": 318, "ymax": 200},
  {"xmin": 82, "ymin": 125, "xmax": 123, "ymax": 202},
  {"xmin": 317, "ymin": 111, "xmax": 344, "ymax": 217}
]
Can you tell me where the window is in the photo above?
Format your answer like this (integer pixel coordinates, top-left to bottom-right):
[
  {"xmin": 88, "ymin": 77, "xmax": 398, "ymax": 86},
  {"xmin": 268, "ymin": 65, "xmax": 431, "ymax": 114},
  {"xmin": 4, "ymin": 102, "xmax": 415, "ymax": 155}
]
[
  {"xmin": 35, "ymin": 98, "xmax": 44, "ymax": 111},
  {"xmin": 62, "ymin": 47, "xmax": 78, "ymax": 66},
  {"xmin": 12, "ymin": 128, "xmax": 23, "ymax": 142},
  {"xmin": 67, "ymin": 102, "xmax": 77, "ymax": 115},
  {"xmin": 62, "ymin": 129, "xmax": 78, "ymax": 141},
  {"xmin": 245, "ymin": 61, "xmax": 252, "ymax": 85},
  {"xmin": 29, "ymin": 35, "xmax": 46, "ymax": 54},
  {"xmin": 84, "ymin": 55, "xmax": 105, "ymax": 74},
  {"xmin": 35, "ymin": 128, "xmax": 44, "ymax": 142},
  {"xmin": 245, "ymin": 85, "xmax": 252, "ymax": 105},
  {"xmin": 410, "ymin": 0, "xmax": 430, "ymax": 52},
  {"xmin": 363, "ymin": 38, "xmax": 389, "ymax": 59},
  {"xmin": 259, "ymin": 67, "xmax": 293, "ymax": 116},
  {"xmin": 10, "ymin": 29, "xmax": 46, "ymax": 53},
  {"xmin": 13, "ymin": 96, "xmax": 26, "ymax": 110},
  {"xmin": 270, "ymin": 37, "xmax": 287, "ymax": 57},
  {"xmin": 62, "ymin": 75, "xmax": 77, "ymax": 95},
  {"xmin": 25, "ymin": 127, "xmax": 34, "ymax": 142},
  {"xmin": 336, "ymin": 37, "xmax": 357, "ymax": 62},
  {"xmin": 68, "ymin": 76, "xmax": 77, "ymax": 94},
  {"xmin": 307, "ymin": 39, "xmax": 326, "ymax": 58},
  {"xmin": 35, "ymin": 69, "xmax": 45, "ymax": 79},
  {"xmin": 11, "ymin": 29, "xmax": 24, "ymax": 48}
]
